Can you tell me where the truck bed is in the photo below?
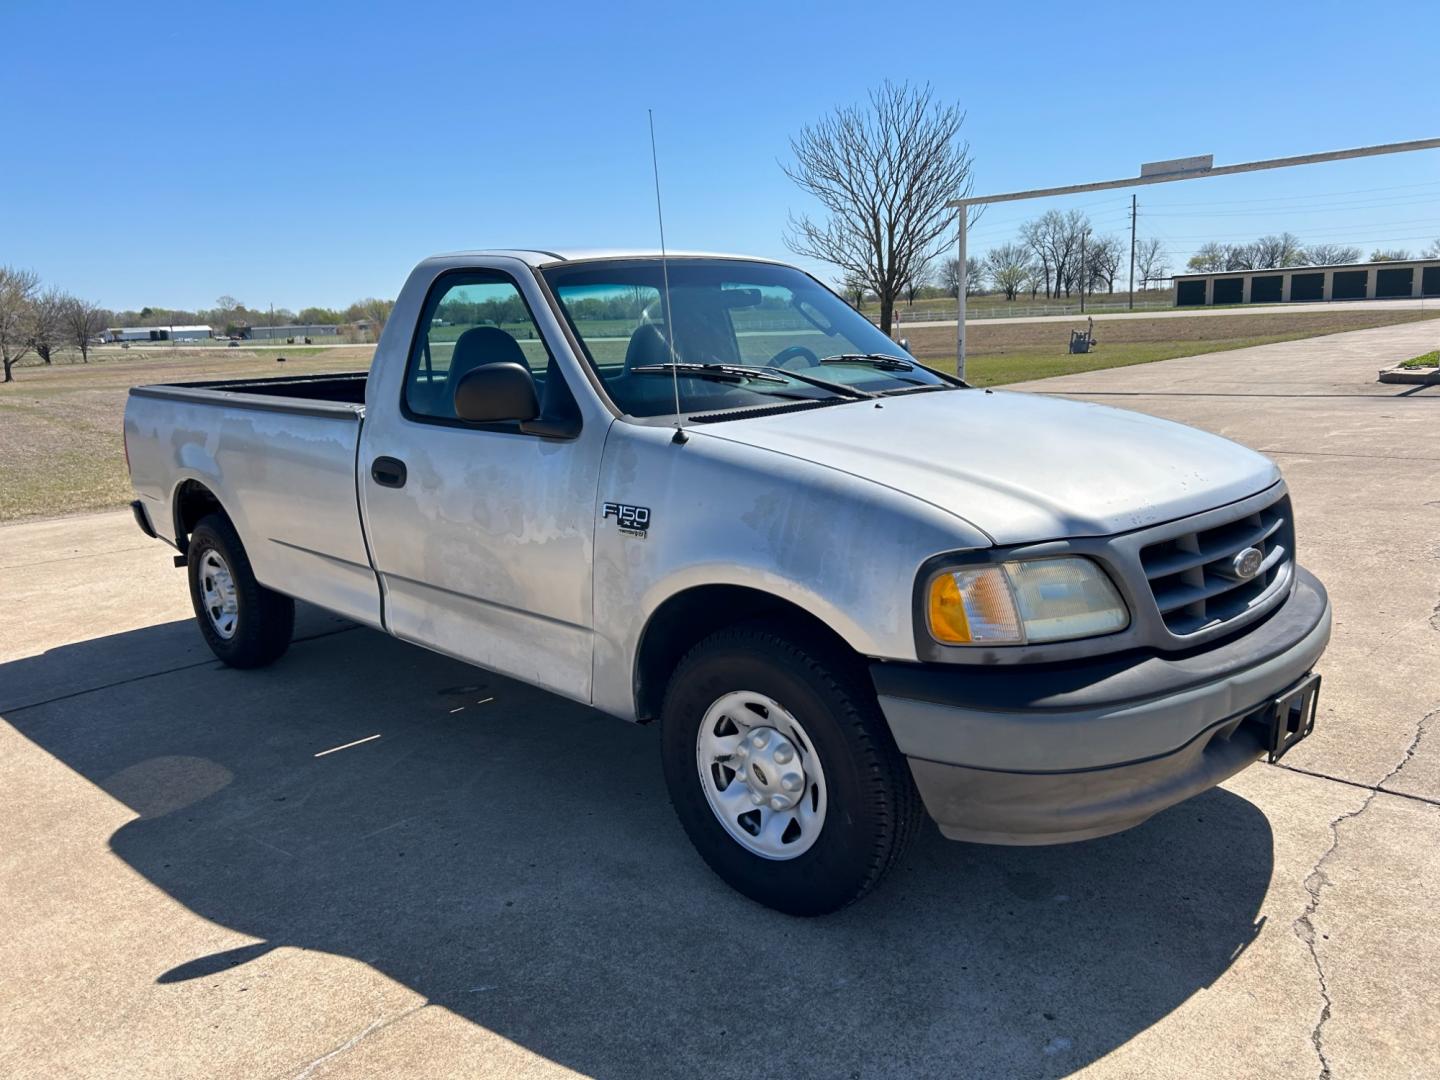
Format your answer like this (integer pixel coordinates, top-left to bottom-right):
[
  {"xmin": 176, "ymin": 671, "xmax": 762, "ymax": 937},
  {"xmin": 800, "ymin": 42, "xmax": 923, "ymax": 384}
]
[
  {"xmin": 130, "ymin": 371, "xmax": 369, "ymax": 414},
  {"xmin": 124, "ymin": 370, "xmax": 382, "ymax": 629}
]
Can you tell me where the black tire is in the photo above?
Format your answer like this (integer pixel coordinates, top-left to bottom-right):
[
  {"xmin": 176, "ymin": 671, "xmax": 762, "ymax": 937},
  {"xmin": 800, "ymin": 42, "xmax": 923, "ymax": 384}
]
[
  {"xmin": 186, "ymin": 512, "xmax": 294, "ymax": 668},
  {"xmin": 660, "ymin": 620, "xmax": 923, "ymax": 916}
]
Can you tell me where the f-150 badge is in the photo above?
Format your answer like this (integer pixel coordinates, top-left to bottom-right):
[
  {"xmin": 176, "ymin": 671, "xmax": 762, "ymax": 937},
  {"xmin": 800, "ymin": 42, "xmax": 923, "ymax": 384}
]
[{"xmin": 602, "ymin": 501, "xmax": 651, "ymax": 538}]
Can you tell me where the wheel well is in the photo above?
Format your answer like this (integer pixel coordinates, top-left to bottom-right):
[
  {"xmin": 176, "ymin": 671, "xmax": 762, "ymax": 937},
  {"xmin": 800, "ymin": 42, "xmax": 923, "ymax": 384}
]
[
  {"xmin": 633, "ymin": 585, "xmax": 861, "ymax": 723},
  {"xmin": 173, "ymin": 480, "xmax": 225, "ymax": 551}
]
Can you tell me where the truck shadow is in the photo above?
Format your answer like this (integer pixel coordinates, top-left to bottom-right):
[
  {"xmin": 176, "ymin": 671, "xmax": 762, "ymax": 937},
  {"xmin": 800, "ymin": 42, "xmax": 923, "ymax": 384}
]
[{"xmin": 3, "ymin": 619, "xmax": 1275, "ymax": 1079}]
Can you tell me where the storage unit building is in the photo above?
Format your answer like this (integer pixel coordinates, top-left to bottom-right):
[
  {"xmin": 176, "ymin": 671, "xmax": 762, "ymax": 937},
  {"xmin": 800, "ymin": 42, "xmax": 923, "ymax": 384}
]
[
  {"xmin": 243, "ymin": 324, "xmax": 341, "ymax": 340},
  {"xmin": 1174, "ymin": 257, "xmax": 1440, "ymax": 306}
]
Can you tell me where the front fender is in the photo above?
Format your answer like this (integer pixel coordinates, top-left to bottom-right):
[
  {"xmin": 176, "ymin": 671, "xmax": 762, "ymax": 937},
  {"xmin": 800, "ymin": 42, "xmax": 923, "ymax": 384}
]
[{"xmin": 589, "ymin": 423, "xmax": 989, "ymax": 720}]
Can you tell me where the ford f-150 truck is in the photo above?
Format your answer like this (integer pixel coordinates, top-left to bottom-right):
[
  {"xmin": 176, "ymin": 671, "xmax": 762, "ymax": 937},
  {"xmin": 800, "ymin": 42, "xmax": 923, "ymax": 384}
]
[{"xmin": 124, "ymin": 249, "xmax": 1330, "ymax": 915}]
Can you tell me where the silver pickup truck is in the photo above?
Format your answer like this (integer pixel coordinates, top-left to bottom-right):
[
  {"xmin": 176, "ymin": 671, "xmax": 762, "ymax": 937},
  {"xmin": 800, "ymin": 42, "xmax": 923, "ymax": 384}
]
[{"xmin": 124, "ymin": 249, "xmax": 1331, "ymax": 914}]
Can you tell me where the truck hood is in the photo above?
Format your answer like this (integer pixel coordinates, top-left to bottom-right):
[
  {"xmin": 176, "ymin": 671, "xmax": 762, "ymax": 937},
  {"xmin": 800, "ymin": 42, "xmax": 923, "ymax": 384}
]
[{"xmin": 698, "ymin": 389, "xmax": 1280, "ymax": 545}]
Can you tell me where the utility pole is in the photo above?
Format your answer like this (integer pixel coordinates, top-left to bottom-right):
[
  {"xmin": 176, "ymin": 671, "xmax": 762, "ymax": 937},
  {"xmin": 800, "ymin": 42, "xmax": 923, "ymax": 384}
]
[
  {"xmin": 1079, "ymin": 229, "xmax": 1087, "ymax": 314},
  {"xmin": 1128, "ymin": 193, "xmax": 1137, "ymax": 310}
]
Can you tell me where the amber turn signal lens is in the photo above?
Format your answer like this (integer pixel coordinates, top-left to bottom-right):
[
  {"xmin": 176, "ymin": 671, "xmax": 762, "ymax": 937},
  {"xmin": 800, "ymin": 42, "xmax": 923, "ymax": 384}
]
[
  {"xmin": 928, "ymin": 572, "xmax": 971, "ymax": 643},
  {"xmin": 927, "ymin": 566, "xmax": 1024, "ymax": 644}
]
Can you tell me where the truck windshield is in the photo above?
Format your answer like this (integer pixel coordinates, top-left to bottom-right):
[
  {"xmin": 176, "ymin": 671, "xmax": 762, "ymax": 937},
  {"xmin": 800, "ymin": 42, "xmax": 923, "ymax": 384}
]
[{"xmin": 541, "ymin": 258, "xmax": 952, "ymax": 418}]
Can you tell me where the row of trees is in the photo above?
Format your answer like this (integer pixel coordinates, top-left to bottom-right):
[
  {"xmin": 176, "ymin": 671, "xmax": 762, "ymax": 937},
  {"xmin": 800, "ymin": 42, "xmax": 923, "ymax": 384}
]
[
  {"xmin": 989, "ymin": 211, "xmax": 1167, "ymax": 300},
  {"xmin": 899, "ymin": 216, "xmax": 1169, "ymax": 305},
  {"xmin": 0, "ymin": 267, "xmax": 398, "ymax": 383},
  {"xmin": 1185, "ymin": 235, "xmax": 1440, "ymax": 273},
  {"xmin": 117, "ymin": 295, "xmax": 394, "ymax": 338},
  {"xmin": 0, "ymin": 267, "xmax": 108, "ymax": 382}
]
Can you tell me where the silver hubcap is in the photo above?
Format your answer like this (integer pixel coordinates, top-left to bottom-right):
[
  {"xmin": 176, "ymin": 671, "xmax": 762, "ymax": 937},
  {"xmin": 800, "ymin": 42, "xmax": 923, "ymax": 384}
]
[
  {"xmin": 198, "ymin": 549, "xmax": 239, "ymax": 639},
  {"xmin": 695, "ymin": 690, "xmax": 828, "ymax": 860}
]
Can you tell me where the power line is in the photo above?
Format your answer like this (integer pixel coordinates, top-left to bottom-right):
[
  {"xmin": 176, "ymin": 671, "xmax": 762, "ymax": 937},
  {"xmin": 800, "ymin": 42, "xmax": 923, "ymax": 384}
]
[
  {"xmin": 1142, "ymin": 177, "xmax": 1440, "ymax": 208},
  {"xmin": 1153, "ymin": 220, "xmax": 1440, "ymax": 243},
  {"xmin": 1141, "ymin": 195, "xmax": 1440, "ymax": 218}
]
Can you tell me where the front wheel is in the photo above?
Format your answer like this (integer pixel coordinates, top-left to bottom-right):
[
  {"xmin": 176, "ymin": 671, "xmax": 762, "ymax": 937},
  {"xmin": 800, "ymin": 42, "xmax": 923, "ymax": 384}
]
[
  {"xmin": 186, "ymin": 513, "xmax": 294, "ymax": 668},
  {"xmin": 660, "ymin": 622, "xmax": 923, "ymax": 915}
]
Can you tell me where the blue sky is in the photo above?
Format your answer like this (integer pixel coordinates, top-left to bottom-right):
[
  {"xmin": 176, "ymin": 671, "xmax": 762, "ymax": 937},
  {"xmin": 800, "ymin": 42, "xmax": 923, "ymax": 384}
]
[{"xmin": 2, "ymin": 0, "xmax": 1437, "ymax": 311}]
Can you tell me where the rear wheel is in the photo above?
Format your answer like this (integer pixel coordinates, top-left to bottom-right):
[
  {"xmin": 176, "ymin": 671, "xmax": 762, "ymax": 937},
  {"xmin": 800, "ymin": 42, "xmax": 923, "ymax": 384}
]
[
  {"xmin": 186, "ymin": 513, "xmax": 294, "ymax": 668},
  {"xmin": 660, "ymin": 622, "xmax": 922, "ymax": 915}
]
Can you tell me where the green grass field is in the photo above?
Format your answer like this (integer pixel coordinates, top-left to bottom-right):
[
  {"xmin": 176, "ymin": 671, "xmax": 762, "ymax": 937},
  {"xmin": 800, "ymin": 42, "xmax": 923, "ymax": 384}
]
[
  {"xmin": 2, "ymin": 306, "xmax": 1436, "ymax": 523},
  {"xmin": 901, "ymin": 307, "xmax": 1440, "ymax": 385},
  {"xmin": 865, "ymin": 289, "xmax": 1178, "ymax": 321}
]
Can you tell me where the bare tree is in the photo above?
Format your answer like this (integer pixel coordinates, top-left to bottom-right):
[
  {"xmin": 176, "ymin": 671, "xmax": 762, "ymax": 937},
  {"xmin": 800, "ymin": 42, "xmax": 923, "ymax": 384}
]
[
  {"xmin": 1087, "ymin": 235, "xmax": 1123, "ymax": 293},
  {"xmin": 1186, "ymin": 242, "xmax": 1227, "ymax": 273},
  {"xmin": 1369, "ymin": 248, "xmax": 1412, "ymax": 262},
  {"xmin": 1250, "ymin": 233, "xmax": 1306, "ymax": 269},
  {"xmin": 64, "ymin": 297, "xmax": 108, "ymax": 362},
  {"xmin": 902, "ymin": 257, "xmax": 934, "ymax": 306},
  {"xmin": 1022, "ymin": 262, "xmax": 1046, "ymax": 299},
  {"xmin": 984, "ymin": 243, "xmax": 1032, "ymax": 300},
  {"xmin": 1303, "ymin": 243, "xmax": 1361, "ymax": 266},
  {"xmin": 30, "ymin": 287, "xmax": 69, "ymax": 364},
  {"xmin": 0, "ymin": 267, "xmax": 43, "ymax": 382},
  {"xmin": 783, "ymin": 80, "xmax": 976, "ymax": 335},
  {"xmin": 1022, "ymin": 210, "xmax": 1089, "ymax": 297},
  {"xmin": 965, "ymin": 256, "xmax": 982, "ymax": 296},
  {"xmin": 1134, "ymin": 238, "xmax": 1168, "ymax": 288},
  {"xmin": 1424, "ymin": 239, "xmax": 1440, "ymax": 259},
  {"xmin": 1223, "ymin": 243, "xmax": 1257, "ymax": 271},
  {"xmin": 837, "ymin": 272, "xmax": 867, "ymax": 308}
]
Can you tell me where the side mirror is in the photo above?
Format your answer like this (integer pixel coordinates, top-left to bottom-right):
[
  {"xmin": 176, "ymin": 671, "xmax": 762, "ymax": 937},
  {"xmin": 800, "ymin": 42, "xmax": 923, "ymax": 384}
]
[
  {"xmin": 453, "ymin": 361, "xmax": 539, "ymax": 423},
  {"xmin": 897, "ymin": 337, "xmax": 910, "ymax": 352}
]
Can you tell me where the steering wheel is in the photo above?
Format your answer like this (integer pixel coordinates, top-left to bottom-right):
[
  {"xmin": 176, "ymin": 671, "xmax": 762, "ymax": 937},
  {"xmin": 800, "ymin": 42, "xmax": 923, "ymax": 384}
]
[{"xmin": 768, "ymin": 344, "xmax": 820, "ymax": 370}]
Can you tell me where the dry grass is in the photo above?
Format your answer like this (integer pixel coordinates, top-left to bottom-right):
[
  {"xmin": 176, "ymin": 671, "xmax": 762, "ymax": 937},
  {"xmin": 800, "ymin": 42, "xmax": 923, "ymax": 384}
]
[{"xmin": 0, "ymin": 345, "xmax": 374, "ymax": 522}]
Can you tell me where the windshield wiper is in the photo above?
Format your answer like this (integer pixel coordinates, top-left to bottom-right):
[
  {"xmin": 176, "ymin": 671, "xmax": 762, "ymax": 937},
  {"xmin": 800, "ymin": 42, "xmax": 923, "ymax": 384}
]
[
  {"xmin": 760, "ymin": 367, "xmax": 875, "ymax": 399},
  {"xmin": 818, "ymin": 352, "xmax": 915, "ymax": 372},
  {"xmin": 630, "ymin": 362, "xmax": 789, "ymax": 385}
]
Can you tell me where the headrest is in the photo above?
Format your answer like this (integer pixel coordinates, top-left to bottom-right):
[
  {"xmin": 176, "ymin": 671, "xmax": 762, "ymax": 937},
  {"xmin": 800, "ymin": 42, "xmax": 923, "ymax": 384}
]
[
  {"xmin": 624, "ymin": 323, "xmax": 674, "ymax": 373},
  {"xmin": 449, "ymin": 326, "xmax": 528, "ymax": 387}
]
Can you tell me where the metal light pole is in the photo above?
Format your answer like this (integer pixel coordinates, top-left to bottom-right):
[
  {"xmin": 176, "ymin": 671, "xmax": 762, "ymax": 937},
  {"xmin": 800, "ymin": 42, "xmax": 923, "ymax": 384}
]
[
  {"xmin": 948, "ymin": 136, "xmax": 1440, "ymax": 380},
  {"xmin": 955, "ymin": 209, "xmax": 968, "ymax": 371}
]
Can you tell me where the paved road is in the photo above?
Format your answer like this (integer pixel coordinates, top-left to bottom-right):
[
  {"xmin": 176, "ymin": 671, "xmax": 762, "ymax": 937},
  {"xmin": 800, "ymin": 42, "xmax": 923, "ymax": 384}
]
[
  {"xmin": 2, "ymin": 321, "xmax": 1437, "ymax": 1078},
  {"xmin": 899, "ymin": 295, "xmax": 1438, "ymax": 327}
]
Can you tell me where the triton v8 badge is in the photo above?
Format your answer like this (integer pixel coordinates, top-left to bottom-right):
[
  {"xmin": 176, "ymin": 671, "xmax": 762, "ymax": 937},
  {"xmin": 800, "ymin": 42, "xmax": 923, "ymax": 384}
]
[{"xmin": 602, "ymin": 502, "xmax": 651, "ymax": 538}]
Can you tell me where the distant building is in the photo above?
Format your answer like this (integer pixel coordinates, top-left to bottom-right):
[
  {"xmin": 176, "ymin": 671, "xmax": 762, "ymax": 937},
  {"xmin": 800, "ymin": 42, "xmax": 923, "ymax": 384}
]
[
  {"xmin": 242, "ymin": 324, "xmax": 341, "ymax": 340},
  {"xmin": 1174, "ymin": 257, "xmax": 1440, "ymax": 306},
  {"xmin": 102, "ymin": 325, "xmax": 213, "ymax": 342}
]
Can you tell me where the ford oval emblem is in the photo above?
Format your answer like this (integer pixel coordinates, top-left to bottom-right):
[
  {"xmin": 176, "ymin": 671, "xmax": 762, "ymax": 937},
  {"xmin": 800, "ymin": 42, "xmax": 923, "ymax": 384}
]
[{"xmin": 1232, "ymin": 547, "xmax": 1264, "ymax": 580}]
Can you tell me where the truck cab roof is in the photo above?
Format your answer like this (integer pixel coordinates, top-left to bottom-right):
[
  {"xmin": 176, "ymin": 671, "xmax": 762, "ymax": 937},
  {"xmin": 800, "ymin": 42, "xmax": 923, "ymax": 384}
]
[{"xmin": 422, "ymin": 248, "xmax": 789, "ymax": 269}]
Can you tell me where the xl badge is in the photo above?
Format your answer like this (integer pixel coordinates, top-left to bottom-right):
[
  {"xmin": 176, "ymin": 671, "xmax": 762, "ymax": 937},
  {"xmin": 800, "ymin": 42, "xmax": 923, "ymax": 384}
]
[{"xmin": 603, "ymin": 501, "xmax": 651, "ymax": 538}]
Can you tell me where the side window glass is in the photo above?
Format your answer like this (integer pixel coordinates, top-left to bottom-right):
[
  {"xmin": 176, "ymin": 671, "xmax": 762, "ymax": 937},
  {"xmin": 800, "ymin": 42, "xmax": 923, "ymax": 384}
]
[{"xmin": 404, "ymin": 273, "xmax": 550, "ymax": 421}]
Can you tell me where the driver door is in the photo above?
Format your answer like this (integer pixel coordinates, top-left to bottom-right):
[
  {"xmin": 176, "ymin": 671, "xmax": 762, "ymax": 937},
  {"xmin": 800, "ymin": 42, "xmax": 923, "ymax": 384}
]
[{"xmin": 358, "ymin": 266, "xmax": 603, "ymax": 704}]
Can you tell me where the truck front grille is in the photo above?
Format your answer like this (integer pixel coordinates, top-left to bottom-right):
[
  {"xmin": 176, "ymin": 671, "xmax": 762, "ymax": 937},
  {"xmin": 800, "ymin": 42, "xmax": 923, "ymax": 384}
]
[{"xmin": 1139, "ymin": 493, "xmax": 1294, "ymax": 636}]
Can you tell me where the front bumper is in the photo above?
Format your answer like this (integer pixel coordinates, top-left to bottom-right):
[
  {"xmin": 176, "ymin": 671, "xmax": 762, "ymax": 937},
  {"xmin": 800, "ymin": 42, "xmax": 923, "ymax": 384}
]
[{"xmin": 872, "ymin": 567, "xmax": 1331, "ymax": 844}]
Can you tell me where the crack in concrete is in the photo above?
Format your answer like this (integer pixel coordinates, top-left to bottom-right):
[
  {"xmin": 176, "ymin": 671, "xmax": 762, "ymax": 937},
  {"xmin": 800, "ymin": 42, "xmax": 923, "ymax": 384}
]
[
  {"xmin": 284, "ymin": 1002, "xmax": 428, "ymax": 1080},
  {"xmin": 1291, "ymin": 705, "xmax": 1437, "ymax": 1078}
]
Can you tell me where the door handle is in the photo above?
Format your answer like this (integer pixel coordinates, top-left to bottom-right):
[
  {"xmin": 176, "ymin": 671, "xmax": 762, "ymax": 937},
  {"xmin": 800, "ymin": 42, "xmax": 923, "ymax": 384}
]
[{"xmin": 371, "ymin": 456, "xmax": 407, "ymax": 488}]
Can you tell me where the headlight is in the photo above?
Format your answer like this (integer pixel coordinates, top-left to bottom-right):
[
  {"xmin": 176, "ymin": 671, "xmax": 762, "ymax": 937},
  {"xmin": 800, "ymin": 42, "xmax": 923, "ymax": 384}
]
[{"xmin": 927, "ymin": 557, "xmax": 1128, "ymax": 646}]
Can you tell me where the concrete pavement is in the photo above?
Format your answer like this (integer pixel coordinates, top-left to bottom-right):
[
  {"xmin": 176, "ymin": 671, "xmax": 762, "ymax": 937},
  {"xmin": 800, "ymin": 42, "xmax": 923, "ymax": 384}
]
[{"xmin": 2, "ymin": 320, "xmax": 1437, "ymax": 1078}]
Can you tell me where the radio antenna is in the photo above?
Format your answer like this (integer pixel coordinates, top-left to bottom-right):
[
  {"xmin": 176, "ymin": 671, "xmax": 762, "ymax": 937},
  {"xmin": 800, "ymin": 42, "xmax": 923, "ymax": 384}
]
[{"xmin": 648, "ymin": 108, "xmax": 686, "ymax": 444}]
